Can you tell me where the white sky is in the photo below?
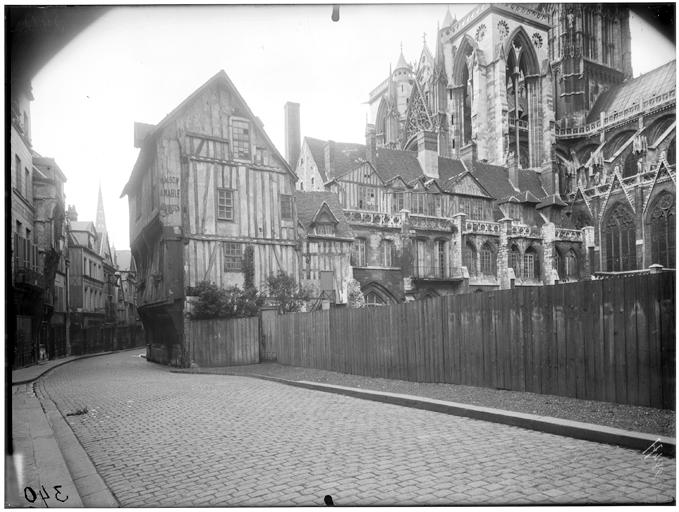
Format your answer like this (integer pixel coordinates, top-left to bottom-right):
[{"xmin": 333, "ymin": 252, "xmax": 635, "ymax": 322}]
[{"xmin": 29, "ymin": 3, "xmax": 675, "ymax": 251}]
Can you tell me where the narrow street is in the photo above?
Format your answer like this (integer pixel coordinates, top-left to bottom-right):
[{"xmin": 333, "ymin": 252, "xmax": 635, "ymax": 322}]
[{"xmin": 40, "ymin": 351, "xmax": 674, "ymax": 507}]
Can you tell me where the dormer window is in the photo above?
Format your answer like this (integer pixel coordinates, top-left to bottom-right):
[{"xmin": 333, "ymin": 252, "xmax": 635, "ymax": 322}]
[
  {"xmin": 315, "ymin": 223, "xmax": 335, "ymax": 236},
  {"xmin": 254, "ymin": 147, "xmax": 268, "ymax": 166}
]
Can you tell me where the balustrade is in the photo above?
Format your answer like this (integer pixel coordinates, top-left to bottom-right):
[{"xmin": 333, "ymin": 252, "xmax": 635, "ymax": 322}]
[
  {"xmin": 463, "ymin": 220, "xmax": 500, "ymax": 235},
  {"xmin": 554, "ymin": 228, "xmax": 583, "ymax": 242}
]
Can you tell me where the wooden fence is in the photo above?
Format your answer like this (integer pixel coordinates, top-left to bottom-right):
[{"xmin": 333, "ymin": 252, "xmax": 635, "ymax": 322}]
[
  {"xmin": 185, "ymin": 316, "xmax": 259, "ymax": 367},
  {"xmin": 270, "ymin": 272, "xmax": 675, "ymax": 409}
]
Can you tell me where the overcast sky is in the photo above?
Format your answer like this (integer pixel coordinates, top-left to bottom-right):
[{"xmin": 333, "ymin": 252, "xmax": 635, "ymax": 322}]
[{"xmin": 29, "ymin": 4, "xmax": 675, "ymax": 250}]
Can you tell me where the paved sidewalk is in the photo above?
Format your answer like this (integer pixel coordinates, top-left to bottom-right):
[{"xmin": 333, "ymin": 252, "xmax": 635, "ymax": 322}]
[
  {"xmin": 8, "ymin": 349, "xmax": 143, "ymax": 508},
  {"xmin": 7, "ymin": 383, "xmax": 82, "ymax": 508}
]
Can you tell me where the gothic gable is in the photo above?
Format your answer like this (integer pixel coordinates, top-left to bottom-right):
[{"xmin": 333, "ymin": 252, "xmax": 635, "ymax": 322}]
[
  {"xmin": 403, "ymin": 79, "xmax": 435, "ymax": 147},
  {"xmin": 446, "ymin": 171, "xmax": 492, "ymax": 198}
]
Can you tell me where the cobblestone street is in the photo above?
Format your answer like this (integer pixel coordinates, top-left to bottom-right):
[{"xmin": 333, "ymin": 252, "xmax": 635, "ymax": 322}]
[{"xmin": 40, "ymin": 351, "xmax": 675, "ymax": 507}]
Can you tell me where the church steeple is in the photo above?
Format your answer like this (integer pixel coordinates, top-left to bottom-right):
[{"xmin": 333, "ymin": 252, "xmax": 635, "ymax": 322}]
[
  {"xmin": 96, "ymin": 184, "xmax": 107, "ymax": 236},
  {"xmin": 395, "ymin": 44, "xmax": 410, "ymax": 72}
]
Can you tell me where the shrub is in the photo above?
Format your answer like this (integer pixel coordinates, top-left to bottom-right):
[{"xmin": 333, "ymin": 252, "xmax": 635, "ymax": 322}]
[
  {"xmin": 190, "ymin": 281, "xmax": 264, "ymax": 320},
  {"xmin": 347, "ymin": 279, "xmax": 365, "ymax": 308},
  {"xmin": 266, "ymin": 271, "xmax": 311, "ymax": 313}
]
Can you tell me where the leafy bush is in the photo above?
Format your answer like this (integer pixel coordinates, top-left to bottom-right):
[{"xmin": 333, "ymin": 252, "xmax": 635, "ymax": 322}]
[
  {"xmin": 190, "ymin": 281, "xmax": 264, "ymax": 320},
  {"xmin": 347, "ymin": 279, "xmax": 366, "ymax": 308},
  {"xmin": 266, "ymin": 271, "xmax": 311, "ymax": 313}
]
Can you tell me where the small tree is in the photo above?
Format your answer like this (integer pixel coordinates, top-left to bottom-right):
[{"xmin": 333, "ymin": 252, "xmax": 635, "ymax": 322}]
[
  {"xmin": 347, "ymin": 279, "xmax": 365, "ymax": 308},
  {"xmin": 266, "ymin": 271, "xmax": 311, "ymax": 313},
  {"xmin": 243, "ymin": 245, "xmax": 255, "ymax": 290}
]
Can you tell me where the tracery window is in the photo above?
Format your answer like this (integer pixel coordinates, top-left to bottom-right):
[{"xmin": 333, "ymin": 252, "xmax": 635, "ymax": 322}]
[
  {"xmin": 649, "ymin": 193, "xmax": 675, "ymax": 268},
  {"xmin": 603, "ymin": 203, "xmax": 636, "ymax": 271}
]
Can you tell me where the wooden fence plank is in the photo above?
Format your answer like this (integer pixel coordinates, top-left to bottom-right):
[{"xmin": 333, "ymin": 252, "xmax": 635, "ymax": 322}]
[
  {"xmin": 635, "ymin": 275, "xmax": 651, "ymax": 407},
  {"xmin": 660, "ymin": 273, "xmax": 675, "ymax": 410},
  {"xmin": 624, "ymin": 276, "xmax": 639, "ymax": 406},
  {"xmin": 612, "ymin": 277, "xmax": 628, "ymax": 404}
]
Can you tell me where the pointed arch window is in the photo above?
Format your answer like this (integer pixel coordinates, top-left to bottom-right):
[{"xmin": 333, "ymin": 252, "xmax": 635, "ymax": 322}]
[
  {"xmin": 564, "ymin": 249, "xmax": 578, "ymax": 279},
  {"xmin": 649, "ymin": 193, "xmax": 675, "ymax": 268},
  {"xmin": 604, "ymin": 203, "xmax": 636, "ymax": 271}
]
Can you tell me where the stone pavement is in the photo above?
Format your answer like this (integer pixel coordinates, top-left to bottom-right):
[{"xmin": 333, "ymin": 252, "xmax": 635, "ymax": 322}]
[
  {"xmin": 7, "ymin": 383, "xmax": 83, "ymax": 508},
  {"xmin": 39, "ymin": 351, "xmax": 675, "ymax": 507}
]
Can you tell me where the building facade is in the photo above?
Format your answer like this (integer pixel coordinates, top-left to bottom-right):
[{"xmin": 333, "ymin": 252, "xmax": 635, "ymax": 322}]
[
  {"xmin": 32, "ymin": 155, "xmax": 68, "ymax": 359},
  {"xmin": 293, "ymin": 3, "xmax": 675, "ymax": 303},
  {"xmin": 122, "ymin": 70, "xmax": 300, "ymax": 365}
]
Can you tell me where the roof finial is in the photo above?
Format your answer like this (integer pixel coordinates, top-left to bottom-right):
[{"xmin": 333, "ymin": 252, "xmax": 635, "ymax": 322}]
[{"xmin": 422, "ymin": 32, "xmax": 427, "ymax": 45}]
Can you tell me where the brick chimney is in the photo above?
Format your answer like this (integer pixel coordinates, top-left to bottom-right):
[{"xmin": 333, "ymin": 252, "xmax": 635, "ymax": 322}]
[
  {"xmin": 417, "ymin": 131, "xmax": 439, "ymax": 179},
  {"xmin": 284, "ymin": 102, "xmax": 301, "ymax": 168},
  {"xmin": 365, "ymin": 123, "xmax": 376, "ymax": 165},
  {"xmin": 324, "ymin": 140, "xmax": 336, "ymax": 177}
]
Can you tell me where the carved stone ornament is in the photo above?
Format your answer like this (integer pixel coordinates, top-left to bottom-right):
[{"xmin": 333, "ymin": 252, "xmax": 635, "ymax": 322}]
[
  {"xmin": 531, "ymin": 32, "xmax": 543, "ymax": 48},
  {"xmin": 497, "ymin": 19, "xmax": 509, "ymax": 40},
  {"xmin": 475, "ymin": 23, "xmax": 487, "ymax": 42}
]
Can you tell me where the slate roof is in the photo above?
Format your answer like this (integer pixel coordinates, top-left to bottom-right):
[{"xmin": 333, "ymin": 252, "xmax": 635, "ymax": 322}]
[
  {"xmin": 294, "ymin": 191, "xmax": 354, "ymax": 239},
  {"xmin": 305, "ymin": 137, "xmax": 367, "ymax": 182},
  {"xmin": 305, "ymin": 137, "xmax": 547, "ymax": 203},
  {"xmin": 587, "ymin": 60, "xmax": 676, "ymax": 123},
  {"xmin": 374, "ymin": 147, "xmax": 422, "ymax": 182}
]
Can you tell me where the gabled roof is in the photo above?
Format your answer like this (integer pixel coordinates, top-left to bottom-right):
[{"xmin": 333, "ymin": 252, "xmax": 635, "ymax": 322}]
[
  {"xmin": 294, "ymin": 191, "xmax": 353, "ymax": 239},
  {"xmin": 587, "ymin": 60, "xmax": 676, "ymax": 123},
  {"xmin": 304, "ymin": 137, "xmax": 366, "ymax": 182},
  {"xmin": 122, "ymin": 70, "xmax": 295, "ymax": 197},
  {"xmin": 444, "ymin": 170, "xmax": 493, "ymax": 198}
]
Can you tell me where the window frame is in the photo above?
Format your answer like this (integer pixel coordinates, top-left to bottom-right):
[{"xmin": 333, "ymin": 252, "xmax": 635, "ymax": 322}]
[
  {"xmin": 231, "ymin": 118, "xmax": 251, "ymax": 160},
  {"xmin": 223, "ymin": 242, "xmax": 244, "ymax": 272},
  {"xmin": 351, "ymin": 238, "xmax": 367, "ymax": 267},
  {"xmin": 381, "ymin": 239, "xmax": 393, "ymax": 267},
  {"xmin": 216, "ymin": 188, "xmax": 235, "ymax": 221},
  {"xmin": 280, "ymin": 194, "xmax": 293, "ymax": 221}
]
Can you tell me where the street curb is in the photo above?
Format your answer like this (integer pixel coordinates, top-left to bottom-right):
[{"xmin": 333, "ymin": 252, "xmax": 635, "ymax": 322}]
[
  {"xmin": 35, "ymin": 381, "xmax": 120, "ymax": 507},
  {"xmin": 190, "ymin": 371, "xmax": 676, "ymax": 458},
  {"xmin": 12, "ymin": 348, "xmax": 145, "ymax": 386}
]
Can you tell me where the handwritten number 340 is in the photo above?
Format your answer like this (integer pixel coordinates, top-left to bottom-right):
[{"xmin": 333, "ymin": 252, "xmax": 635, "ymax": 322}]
[{"xmin": 24, "ymin": 485, "xmax": 69, "ymax": 506}]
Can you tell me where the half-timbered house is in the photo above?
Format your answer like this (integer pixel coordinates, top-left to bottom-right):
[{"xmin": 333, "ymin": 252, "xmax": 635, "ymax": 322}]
[
  {"xmin": 122, "ymin": 70, "xmax": 299, "ymax": 365},
  {"xmin": 295, "ymin": 191, "xmax": 354, "ymax": 304}
]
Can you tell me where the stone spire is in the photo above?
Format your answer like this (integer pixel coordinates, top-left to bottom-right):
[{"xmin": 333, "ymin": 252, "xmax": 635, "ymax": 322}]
[
  {"xmin": 395, "ymin": 44, "xmax": 410, "ymax": 71},
  {"xmin": 96, "ymin": 184, "xmax": 107, "ymax": 236},
  {"xmin": 442, "ymin": 7, "xmax": 454, "ymax": 27}
]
